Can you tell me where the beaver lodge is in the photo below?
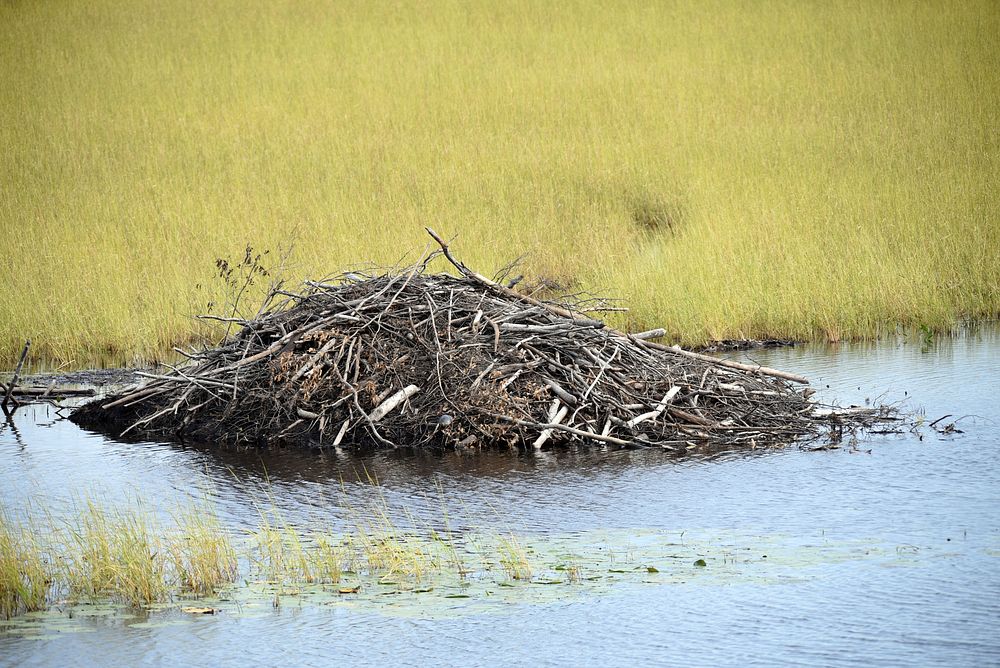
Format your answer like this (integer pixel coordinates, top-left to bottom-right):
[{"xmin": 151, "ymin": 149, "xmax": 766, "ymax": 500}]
[{"xmin": 72, "ymin": 229, "xmax": 893, "ymax": 452}]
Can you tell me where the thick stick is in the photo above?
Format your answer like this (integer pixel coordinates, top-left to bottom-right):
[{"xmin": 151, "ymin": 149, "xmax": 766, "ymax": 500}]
[
  {"xmin": 631, "ymin": 328, "xmax": 666, "ymax": 340},
  {"xmin": 2, "ymin": 339, "xmax": 30, "ymax": 414},
  {"xmin": 5, "ymin": 386, "xmax": 96, "ymax": 397},
  {"xmin": 642, "ymin": 342, "xmax": 809, "ymax": 384},
  {"xmin": 625, "ymin": 385, "xmax": 680, "ymax": 428},
  {"xmin": 533, "ymin": 404, "xmax": 569, "ymax": 449},
  {"xmin": 331, "ymin": 419, "xmax": 350, "ymax": 447},
  {"xmin": 667, "ymin": 406, "xmax": 716, "ymax": 427},
  {"xmin": 544, "ymin": 378, "xmax": 578, "ymax": 405},
  {"xmin": 368, "ymin": 385, "xmax": 420, "ymax": 423}
]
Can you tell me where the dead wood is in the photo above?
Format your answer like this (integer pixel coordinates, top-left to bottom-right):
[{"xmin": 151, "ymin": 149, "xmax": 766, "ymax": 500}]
[{"xmin": 71, "ymin": 232, "xmax": 893, "ymax": 451}]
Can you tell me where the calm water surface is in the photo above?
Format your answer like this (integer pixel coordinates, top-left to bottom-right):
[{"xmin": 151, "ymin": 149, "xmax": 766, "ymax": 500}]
[{"xmin": 1, "ymin": 329, "xmax": 998, "ymax": 667}]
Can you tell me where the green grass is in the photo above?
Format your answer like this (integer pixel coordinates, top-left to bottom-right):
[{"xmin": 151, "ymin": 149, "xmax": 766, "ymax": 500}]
[
  {"xmin": 2, "ymin": 1, "xmax": 998, "ymax": 366},
  {"xmin": 168, "ymin": 501, "xmax": 239, "ymax": 596},
  {"xmin": 0, "ymin": 509, "xmax": 50, "ymax": 619},
  {"xmin": 61, "ymin": 497, "xmax": 170, "ymax": 607},
  {"xmin": 0, "ymin": 487, "xmax": 540, "ymax": 618}
]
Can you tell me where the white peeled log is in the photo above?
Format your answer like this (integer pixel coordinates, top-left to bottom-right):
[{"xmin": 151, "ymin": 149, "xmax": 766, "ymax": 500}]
[
  {"xmin": 625, "ymin": 386, "xmax": 681, "ymax": 429},
  {"xmin": 533, "ymin": 401, "xmax": 569, "ymax": 449},
  {"xmin": 368, "ymin": 385, "xmax": 421, "ymax": 423},
  {"xmin": 631, "ymin": 328, "xmax": 666, "ymax": 340}
]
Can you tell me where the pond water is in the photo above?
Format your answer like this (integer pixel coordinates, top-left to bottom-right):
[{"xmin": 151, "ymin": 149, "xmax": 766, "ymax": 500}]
[{"xmin": 1, "ymin": 328, "xmax": 998, "ymax": 667}]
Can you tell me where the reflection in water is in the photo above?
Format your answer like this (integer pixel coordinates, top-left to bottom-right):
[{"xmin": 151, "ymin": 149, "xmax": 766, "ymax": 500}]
[{"xmin": 1, "ymin": 328, "xmax": 999, "ymax": 666}]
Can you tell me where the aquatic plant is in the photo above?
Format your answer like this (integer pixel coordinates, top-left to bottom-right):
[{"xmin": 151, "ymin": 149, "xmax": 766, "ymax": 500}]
[
  {"xmin": 247, "ymin": 499, "xmax": 314, "ymax": 589},
  {"xmin": 306, "ymin": 533, "xmax": 344, "ymax": 584},
  {"xmin": 345, "ymin": 488, "xmax": 436, "ymax": 581},
  {"xmin": 168, "ymin": 501, "xmax": 238, "ymax": 595},
  {"xmin": 0, "ymin": 509, "xmax": 50, "ymax": 619},
  {"xmin": 61, "ymin": 498, "xmax": 169, "ymax": 608},
  {"xmin": 0, "ymin": 487, "xmax": 549, "ymax": 620},
  {"xmin": 497, "ymin": 533, "xmax": 533, "ymax": 581}
]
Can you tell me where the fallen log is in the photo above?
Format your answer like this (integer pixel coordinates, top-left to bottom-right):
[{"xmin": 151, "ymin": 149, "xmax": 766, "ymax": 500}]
[{"xmin": 5, "ymin": 386, "xmax": 96, "ymax": 398}]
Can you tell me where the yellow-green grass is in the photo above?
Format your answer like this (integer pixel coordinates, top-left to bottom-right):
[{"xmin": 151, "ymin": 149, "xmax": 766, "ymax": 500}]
[
  {"xmin": 497, "ymin": 532, "xmax": 533, "ymax": 581},
  {"xmin": 0, "ymin": 489, "xmax": 539, "ymax": 618},
  {"xmin": 0, "ymin": 496, "xmax": 240, "ymax": 613},
  {"xmin": 168, "ymin": 501, "xmax": 239, "ymax": 596},
  {"xmin": 246, "ymin": 478, "xmax": 437, "ymax": 586},
  {"xmin": 2, "ymin": 1, "xmax": 998, "ymax": 366},
  {"xmin": 61, "ymin": 497, "xmax": 170, "ymax": 607},
  {"xmin": 0, "ymin": 509, "xmax": 50, "ymax": 619}
]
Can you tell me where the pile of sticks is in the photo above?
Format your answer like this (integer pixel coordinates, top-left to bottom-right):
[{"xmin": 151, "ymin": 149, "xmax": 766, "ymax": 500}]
[{"xmin": 72, "ymin": 229, "xmax": 892, "ymax": 451}]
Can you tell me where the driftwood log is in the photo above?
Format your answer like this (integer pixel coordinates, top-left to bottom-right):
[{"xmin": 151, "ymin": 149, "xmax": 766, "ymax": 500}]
[{"xmin": 71, "ymin": 230, "xmax": 892, "ymax": 451}]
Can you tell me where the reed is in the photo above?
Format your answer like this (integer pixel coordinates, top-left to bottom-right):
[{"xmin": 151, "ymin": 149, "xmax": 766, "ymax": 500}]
[
  {"xmin": 497, "ymin": 532, "xmax": 533, "ymax": 581},
  {"xmin": 346, "ymin": 487, "xmax": 435, "ymax": 580},
  {"xmin": 0, "ymin": 489, "xmax": 551, "ymax": 619},
  {"xmin": 62, "ymin": 498, "xmax": 169, "ymax": 608},
  {"xmin": 306, "ymin": 533, "xmax": 343, "ymax": 585},
  {"xmin": 247, "ymin": 495, "xmax": 313, "ymax": 588},
  {"xmin": 0, "ymin": 509, "xmax": 50, "ymax": 619},
  {"xmin": 2, "ymin": 0, "xmax": 998, "ymax": 366},
  {"xmin": 168, "ymin": 501, "xmax": 238, "ymax": 595}
]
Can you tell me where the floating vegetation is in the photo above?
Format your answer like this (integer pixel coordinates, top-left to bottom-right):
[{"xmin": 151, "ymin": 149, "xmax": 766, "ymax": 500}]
[{"xmin": 0, "ymin": 489, "xmax": 944, "ymax": 639}]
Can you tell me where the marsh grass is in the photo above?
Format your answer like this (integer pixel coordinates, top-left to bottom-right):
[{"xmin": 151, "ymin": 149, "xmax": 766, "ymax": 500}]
[
  {"xmin": 2, "ymin": 1, "xmax": 998, "ymax": 366},
  {"xmin": 497, "ymin": 533, "xmax": 533, "ymax": 582},
  {"xmin": 307, "ymin": 533, "xmax": 343, "ymax": 585},
  {"xmin": 247, "ymin": 491, "xmax": 315, "ymax": 588},
  {"xmin": 0, "ymin": 510, "xmax": 50, "ymax": 619},
  {"xmin": 429, "ymin": 485, "xmax": 470, "ymax": 579},
  {"xmin": 0, "ymin": 484, "xmax": 559, "ymax": 621},
  {"xmin": 62, "ymin": 498, "xmax": 169, "ymax": 608},
  {"xmin": 354, "ymin": 508, "xmax": 436, "ymax": 580},
  {"xmin": 168, "ymin": 501, "xmax": 238, "ymax": 596},
  {"xmin": 245, "ymin": 478, "xmax": 435, "ymax": 587}
]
